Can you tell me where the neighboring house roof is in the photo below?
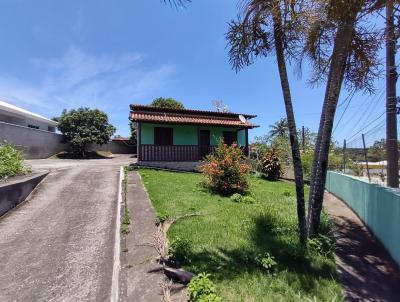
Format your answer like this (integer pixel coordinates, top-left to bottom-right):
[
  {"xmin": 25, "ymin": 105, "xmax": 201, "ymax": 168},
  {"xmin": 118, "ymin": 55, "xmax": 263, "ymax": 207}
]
[
  {"xmin": 0, "ymin": 99, "xmax": 58, "ymax": 126},
  {"xmin": 129, "ymin": 104, "xmax": 259, "ymax": 128},
  {"xmin": 112, "ymin": 137, "xmax": 131, "ymax": 141}
]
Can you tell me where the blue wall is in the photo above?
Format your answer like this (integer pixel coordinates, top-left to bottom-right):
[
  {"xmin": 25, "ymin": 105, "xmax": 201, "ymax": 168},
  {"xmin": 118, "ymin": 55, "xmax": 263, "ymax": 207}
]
[{"xmin": 326, "ymin": 172, "xmax": 400, "ymax": 266}]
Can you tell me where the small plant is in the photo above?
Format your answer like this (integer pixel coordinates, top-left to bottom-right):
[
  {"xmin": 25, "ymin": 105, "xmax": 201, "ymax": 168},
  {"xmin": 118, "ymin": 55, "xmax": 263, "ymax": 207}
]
[
  {"xmin": 188, "ymin": 273, "xmax": 222, "ymax": 302},
  {"xmin": 169, "ymin": 237, "xmax": 192, "ymax": 263},
  {"xmin": 260, "ymin": 148, "xmax": 282, "ymax": 180},
  {"xmin": 283, "ymin": 190, "xmax": 292, "ymax": 197},
  {"xmin": 242, "ymin": 196, "xmax": 256, "ymax": 204},
  {"xmin": 155, "ymin": 212, "xmax": 170, "ymax": 225},
  {"xmin": 199, "ymin": 139, "xmax": 251, "ymax": 195},
  {"xmin": 230, "ymin": 193, "xmax": 255, "ymax": 204},
  {"xmin": 121, "ymin": 166, "xmax": 131, "ymax": 235},
  {"xmin": 308, "ymin": 234, "xmax": 334, "ymax": 256},
  {"xmin": 283, "ymin": 245, "xmax": 308, "ymax": 262},
  {"xmin": 0, "ymin": 143, "xmax": 27, "ymax": 181},
  {"xmin": 230, "ymin": 193, "xmax": 243, "ymax": 203},
  {"xmin": 256, "ymin": 253, "xmax": 277, "ymax": 273}
]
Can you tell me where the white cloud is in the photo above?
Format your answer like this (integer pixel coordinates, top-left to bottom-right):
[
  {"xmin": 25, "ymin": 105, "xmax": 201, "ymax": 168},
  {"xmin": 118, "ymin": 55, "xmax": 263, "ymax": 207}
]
[{"xmin": 0, "ymin": 47, "xmax": 176, "ymax": 120}]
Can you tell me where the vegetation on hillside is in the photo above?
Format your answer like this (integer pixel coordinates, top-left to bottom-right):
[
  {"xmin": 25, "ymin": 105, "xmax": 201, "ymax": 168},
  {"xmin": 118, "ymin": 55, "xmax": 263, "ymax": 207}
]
[{"xmin": 0, "ymin": 143, "xmax": 27, "ymax": 181}]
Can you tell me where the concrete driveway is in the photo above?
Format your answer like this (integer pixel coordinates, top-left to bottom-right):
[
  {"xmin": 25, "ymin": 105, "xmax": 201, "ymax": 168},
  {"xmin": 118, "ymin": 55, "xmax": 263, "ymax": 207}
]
[{"xmin": 0, "ymin": 155, "xmax": 134, "ymax": 302}]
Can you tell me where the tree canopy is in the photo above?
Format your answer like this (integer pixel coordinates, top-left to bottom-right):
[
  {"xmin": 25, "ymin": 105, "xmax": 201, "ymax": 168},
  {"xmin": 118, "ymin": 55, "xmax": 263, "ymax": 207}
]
[
  {"xmin": 150, "ymin": 97, "xmax": 185, "ymax": 109},
  {"xmin": 57, "ymin": 107, "xmax": 116, "ymax": 157}
]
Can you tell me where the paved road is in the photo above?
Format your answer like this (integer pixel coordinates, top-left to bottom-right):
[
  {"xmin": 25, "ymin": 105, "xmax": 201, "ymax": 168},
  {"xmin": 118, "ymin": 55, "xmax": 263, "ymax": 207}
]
[{"xmin": 0, "ymin": 155, "xmax": 134, "ymax": 302}]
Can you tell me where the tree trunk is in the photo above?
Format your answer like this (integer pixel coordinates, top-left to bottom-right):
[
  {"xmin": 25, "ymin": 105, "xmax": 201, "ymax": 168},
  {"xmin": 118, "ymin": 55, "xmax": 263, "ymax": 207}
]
[
  {"xmin": 272, "ymin": 10, "xmax": 307, "ymax": 245},
  {"xmin": 307, "ymin": 17, "xmax": 357, "ymax": 235}
]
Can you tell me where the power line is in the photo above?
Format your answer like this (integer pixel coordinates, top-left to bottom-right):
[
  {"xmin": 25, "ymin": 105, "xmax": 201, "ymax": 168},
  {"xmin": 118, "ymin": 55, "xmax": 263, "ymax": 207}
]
[
  {"xmin": 346, "ymin": 111, "xmax": 386, "ymax": 143},
  {"xmin": 333, "ymin": 89, "xmax": 356, "ymax": 134}
]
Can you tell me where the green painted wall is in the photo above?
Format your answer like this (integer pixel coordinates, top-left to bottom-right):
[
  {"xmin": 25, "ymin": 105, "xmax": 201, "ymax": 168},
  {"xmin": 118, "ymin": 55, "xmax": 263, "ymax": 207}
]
[
  {"xmin": 200, "ymin": 126, "xmax": 245, "ymax": 146},
  {"xmin": 140, "ymin": 123, "xmax": 246, "ymax": 146},
  {"xmin": 141, "ymin": 123, "xmax": 197, "ymax": 145},
  {"xmin": 326, "ymin": 172, "xmax": 400, "ymax": 267}
]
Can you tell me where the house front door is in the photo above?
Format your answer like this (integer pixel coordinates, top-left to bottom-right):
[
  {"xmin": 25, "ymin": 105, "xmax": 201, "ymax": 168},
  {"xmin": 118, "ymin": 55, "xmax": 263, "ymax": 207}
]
[{"xmin": 199, "ymin": 130, "xmax": 210, "ymax": 159}]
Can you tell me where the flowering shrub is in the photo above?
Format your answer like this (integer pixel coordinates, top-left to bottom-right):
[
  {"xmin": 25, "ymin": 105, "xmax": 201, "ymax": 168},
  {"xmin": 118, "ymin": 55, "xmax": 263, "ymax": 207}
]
[
  {"xmin": 200, "ymin": 140, "xmax": 250, "ymax": 195},
  {"xmin": 260, "ymin": 148, "xmax": 282, "ymax": 180}
]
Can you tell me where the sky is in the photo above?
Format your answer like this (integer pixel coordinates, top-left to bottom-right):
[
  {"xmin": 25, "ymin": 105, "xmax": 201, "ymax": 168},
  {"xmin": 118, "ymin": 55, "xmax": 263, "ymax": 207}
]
[{"xmin": 0, "ymin": 0, "xmax": 394, "ymax": 146}]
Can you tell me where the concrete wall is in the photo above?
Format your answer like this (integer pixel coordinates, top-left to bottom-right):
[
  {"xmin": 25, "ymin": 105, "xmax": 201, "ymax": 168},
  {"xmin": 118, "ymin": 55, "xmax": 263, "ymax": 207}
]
[
  {"xmin": 0, "ymin": 122, "xmax": 67, "ymax": 159},
  {"xmin": 88, "ymin": 141, "xmax": 136, "ymax": 154},
  {"xmin": 325, "ymin": 171, "xmax": 400, "ymax": 266},
  {"xmin": 0, "ymin": 172, "xmax": 48, "ymax": 217}
]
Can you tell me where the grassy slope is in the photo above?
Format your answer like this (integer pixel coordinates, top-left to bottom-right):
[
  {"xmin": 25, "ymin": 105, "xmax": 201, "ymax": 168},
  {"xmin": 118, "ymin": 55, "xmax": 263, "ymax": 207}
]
[{"xmin": 139, "ymin": 169, "xmax": 342, "ymax": 302}]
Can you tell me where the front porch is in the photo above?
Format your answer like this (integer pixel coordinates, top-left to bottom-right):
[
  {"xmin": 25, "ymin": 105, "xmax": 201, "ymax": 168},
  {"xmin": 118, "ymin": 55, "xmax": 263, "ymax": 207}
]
[{"xmin": 139, "ymin": 144, "xmax": 216, "ymax": 161}]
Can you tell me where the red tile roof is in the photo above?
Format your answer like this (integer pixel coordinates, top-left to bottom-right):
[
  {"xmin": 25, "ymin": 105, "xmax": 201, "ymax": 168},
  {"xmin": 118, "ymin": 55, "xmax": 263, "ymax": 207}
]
[{"xmin": 129, "ymin": 105, "xmax": 258, "ymax": 128}]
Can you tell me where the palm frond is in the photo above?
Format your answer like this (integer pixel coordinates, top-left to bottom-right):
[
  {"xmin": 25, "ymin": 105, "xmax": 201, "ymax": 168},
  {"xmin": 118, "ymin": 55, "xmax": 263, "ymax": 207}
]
[{"xmin": 161, "ymin": 0, "xmax": 191, "ymax": 8}]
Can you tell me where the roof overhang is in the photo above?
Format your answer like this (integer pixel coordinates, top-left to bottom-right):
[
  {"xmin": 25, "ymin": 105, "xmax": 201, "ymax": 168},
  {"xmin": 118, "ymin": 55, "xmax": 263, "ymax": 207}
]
[
  {"xmin": 130, "ymin": 111, "xmax": 259, "ymax": 129},
  {"xmin": 129, "ymin": 104, "xmax": 259, "ymax": 129},
  {"xmin": 0, "ymin": 99, "xmax": 58, "ymax": 126}
]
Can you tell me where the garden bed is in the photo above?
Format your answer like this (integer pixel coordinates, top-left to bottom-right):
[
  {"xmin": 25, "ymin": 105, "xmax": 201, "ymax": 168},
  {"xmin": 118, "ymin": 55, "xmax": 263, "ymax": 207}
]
[{"xmin": 139, "ymin": 168, "xmax": 343, "ymax": 301}]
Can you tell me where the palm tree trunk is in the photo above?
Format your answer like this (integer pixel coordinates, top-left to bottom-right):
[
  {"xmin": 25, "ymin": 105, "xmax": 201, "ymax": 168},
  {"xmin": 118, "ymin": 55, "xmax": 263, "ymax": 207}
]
[
  {"xmin": 272, "ymin": 9, "xmax": 307, "ymax": 245},
  {"xmin": 307, "ymin": 17, "xmax": 357, "ymax": 235}
]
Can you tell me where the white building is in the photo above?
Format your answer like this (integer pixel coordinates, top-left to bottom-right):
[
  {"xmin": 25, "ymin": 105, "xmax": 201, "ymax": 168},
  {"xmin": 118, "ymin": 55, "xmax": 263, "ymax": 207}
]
[{"xmin": 0, "ymin": 99, "xmax": 57, "ymax": 132}]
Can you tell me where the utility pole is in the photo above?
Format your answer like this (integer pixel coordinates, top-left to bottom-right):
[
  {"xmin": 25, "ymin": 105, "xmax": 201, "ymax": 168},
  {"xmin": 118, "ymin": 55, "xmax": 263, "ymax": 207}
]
[
  {"xmin": 386, "ymin": 0, "xmax": 399, "ymax": 188},
  {"xmin": 362, "ymin": 134, "xmax": 371, "ymax": 182},
  {"xmin": 343, "ymin": 139, "xmax": 347, "ymax": 173}
]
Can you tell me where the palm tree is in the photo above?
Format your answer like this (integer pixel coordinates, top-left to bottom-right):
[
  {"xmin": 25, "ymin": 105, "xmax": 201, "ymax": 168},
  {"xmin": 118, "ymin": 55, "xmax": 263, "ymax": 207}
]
[
  {"xmin": 304, "ymin": 0, "xmax": 382, "ymax": 235},
  {"xmin": 227, "ymin": 0, "xmax": 307, "ymax": 245},
  {"xmin": 161, "ymin": 0, "xmax": 190, "ymax": 7},
  {"xmin": 268, "ymin": 118, "xmax": 289, "ymax": 138}
]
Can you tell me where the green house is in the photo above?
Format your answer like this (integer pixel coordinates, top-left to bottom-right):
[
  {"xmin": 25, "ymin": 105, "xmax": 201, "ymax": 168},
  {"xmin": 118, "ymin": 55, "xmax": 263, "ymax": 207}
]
[{"xmin": 130, "ymin": 105, "xmax": 258, "ymax": 166}]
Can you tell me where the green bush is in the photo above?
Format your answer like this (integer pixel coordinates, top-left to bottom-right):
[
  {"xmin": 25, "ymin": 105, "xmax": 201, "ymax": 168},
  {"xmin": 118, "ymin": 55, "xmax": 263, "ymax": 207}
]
[
  {"xmin": 200, "ymin": 140, "xmax": 251, "ymax": 195},
  {"xmin": 242, "ymin": 196, "xmax": 256, "ymax": 204},
  {"xmin": 155, "ymin": 212, "xmax": 169, "ymax": 225},
  {"xmin": 169, "ymin": 237, "xmax": 192, "ymax": 263},
  {"xmin": 230, "ymin": 193, "xmax": 256, "ymax": 204},
  {"xmin": 230, "ymin": 193, "xmax": 243, "ymax": 203},
  {"xmin": 260, "ymin": 148, "xmax": 282, "ymax": 180},
  {"xmin": 256, "ymin": 252, "xmax": 277, "ymax": 273},
  {"xmin": 150, "ymin": 97, "xmax": 184, "ymax": 109},
  {"xmin": 308, "ymin": 234, "xmax": 335, "ymax": 256},
  {"xmin": 0, "ymin": 143, "xmax": 27, "ymax": 180},
  {"xmin": 57, "ymin": 107, "xmax": 115, "ymax": 157},
  {"xmin": 301, "ymin": 148, "xmax": 314, "ymax": 179},
  {"xmin": 188, "ymin": 273, "xmax": 222, "ymax": 302}
]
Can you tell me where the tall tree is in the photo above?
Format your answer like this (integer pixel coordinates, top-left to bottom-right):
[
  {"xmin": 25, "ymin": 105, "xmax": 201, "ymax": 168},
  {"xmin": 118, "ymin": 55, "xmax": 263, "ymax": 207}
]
[
  {"xmin": 226, "ymin": 0, "xmax": 307, "ymax": 244},
  {"xmin": 385, "ymin": 0, "xmax": 399, "ymax": 188},
  {"xmin": 150, "ymin": 97, "xmax": 185, "ymax": 109},
  {"xmin": 304, "ymin": 0, "xmax": 382, "ymax": 234}
]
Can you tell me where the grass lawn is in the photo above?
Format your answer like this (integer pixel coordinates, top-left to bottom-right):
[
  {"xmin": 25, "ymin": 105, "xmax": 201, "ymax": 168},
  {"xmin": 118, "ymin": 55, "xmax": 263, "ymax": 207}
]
[{"xmin": 139, "ymin": 168, "xmax": 343, "ymax": 302}]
